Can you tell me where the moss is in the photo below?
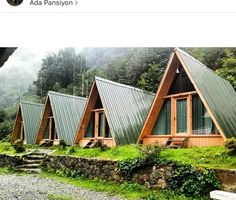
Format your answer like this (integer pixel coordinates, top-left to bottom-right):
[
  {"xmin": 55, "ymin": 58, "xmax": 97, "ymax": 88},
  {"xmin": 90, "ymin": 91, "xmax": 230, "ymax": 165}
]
[{"xmin": 161, "ymin": 146, "xmax": 236, "ymax": 169}]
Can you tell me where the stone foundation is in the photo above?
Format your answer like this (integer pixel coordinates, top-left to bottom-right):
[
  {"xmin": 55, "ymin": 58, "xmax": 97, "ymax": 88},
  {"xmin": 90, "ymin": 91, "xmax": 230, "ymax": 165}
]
[
  {"xmin": 42, "ymin": 155, "xmax": 172, "ymax": 189},
  {"xmin": 0, "ymin": 154, "xmax": 23, "ymax": 168}
]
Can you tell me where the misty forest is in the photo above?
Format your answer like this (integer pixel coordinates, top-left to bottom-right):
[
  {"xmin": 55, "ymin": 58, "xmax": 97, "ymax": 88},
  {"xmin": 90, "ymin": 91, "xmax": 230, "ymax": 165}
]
[{"xmin": 1, "ymin": 47, "xmax": 236, "ymax": 141}]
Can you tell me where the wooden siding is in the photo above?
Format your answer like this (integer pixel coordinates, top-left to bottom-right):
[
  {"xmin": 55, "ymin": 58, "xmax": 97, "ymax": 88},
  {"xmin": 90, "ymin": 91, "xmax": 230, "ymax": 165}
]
[
  {"xmin": 35, "ymin": 97, "xmax": 52, "ymax": 144},
  {"xmin": 79, "ymin": 138, "xmax": 116, "ymax": 147},
  {"xmin": 138, "ymin": 53, "xmax": 178, "ymax": 142},
  {"xmin": 143, "ymin": 135, "xmax": 224, "ymax": 147},
  {"xmin": 74, "ymin": 82, "xmax": 98, "ymax": 144}
]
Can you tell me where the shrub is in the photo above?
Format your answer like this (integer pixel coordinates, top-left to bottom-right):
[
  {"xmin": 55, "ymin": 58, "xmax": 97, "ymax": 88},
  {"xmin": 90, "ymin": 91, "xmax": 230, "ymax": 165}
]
[
  {"xmin": 224, "ymin": 137, "xmax": 236, "ymax": 155},
  {"xmin": 12, "ymin": 140, "xmax": 25, "ymax": 153},
  {"xmin": 67, "ymin": 146, "xmax": 75, "ymax": 154},
  {"xmin": 167, "ymin": 164, "xmax": 221, "ymax": 198},
  {"xmin": 58, "ymin": 140, "xmax": 67, "ymax": 150}
]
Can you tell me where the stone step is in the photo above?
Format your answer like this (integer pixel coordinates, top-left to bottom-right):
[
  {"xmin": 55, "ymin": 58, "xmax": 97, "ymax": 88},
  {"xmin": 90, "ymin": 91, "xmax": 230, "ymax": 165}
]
[
  {"xmin": 16, "ymin": 163, "xmax": 41, "ymax": 169},
  {"xmin": 17, "ymin": 168, "xmax": 42, "ymax": 174},
  {"xmin": 25, "ymin": 155, "xmax": 45, "ymax": 160},
  {"xmin": 29, "ymin": 152, "xmax": 45, "ymax": 156},
  {"xmin": 23, "ymin": 159, "xmax": 42, "ymax": 164}
]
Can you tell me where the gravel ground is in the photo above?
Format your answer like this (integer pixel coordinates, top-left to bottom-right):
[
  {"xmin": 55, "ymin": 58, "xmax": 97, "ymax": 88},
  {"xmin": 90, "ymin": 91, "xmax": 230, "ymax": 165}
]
[{"xmin": 0, "ymin": 174, "xmax": 123, "ymax": 200}]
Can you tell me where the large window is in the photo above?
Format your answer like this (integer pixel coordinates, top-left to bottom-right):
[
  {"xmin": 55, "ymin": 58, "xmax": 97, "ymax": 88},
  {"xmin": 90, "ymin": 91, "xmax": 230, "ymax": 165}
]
[
  {"xmin": 192, "ymin": 95, "xmax": 216, "ymax": 134},
  {"xmin": 85, "ymin": 109, "xmax": 111, "ymax": 138},
  {"xmin": 152, "ymin": 99, "xmax": 171, "ymax": 135}
]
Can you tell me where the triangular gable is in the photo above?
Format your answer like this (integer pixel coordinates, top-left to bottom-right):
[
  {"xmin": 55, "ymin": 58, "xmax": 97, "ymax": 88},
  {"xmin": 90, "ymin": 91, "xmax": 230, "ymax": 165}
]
[
  {"xmin": 138, "ymin": 48, "xmax": 236, "ymax": 142},
  {"xmin": 12, "ymin": 101, "xmax": 44, "ymax": 144},
  {"xmin": 75, "ymin": 77, "xmax": 155, "ymax": 145},
  {"xmin": 36, "ymin": 91, "xmax": 87, "ymax": 145}
]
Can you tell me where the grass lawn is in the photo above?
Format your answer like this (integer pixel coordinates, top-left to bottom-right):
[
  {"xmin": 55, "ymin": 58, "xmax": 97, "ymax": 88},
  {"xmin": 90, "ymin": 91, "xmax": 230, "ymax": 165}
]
[
  {"xmin": 53, "ymin": 145, "xmax": 141, "ymax": 161},
  {"xmin": 41, "ymin": 172, "xmax": 198, "ymax": 200},
  {"xmin": 161, "ymin": 146, "xmax": 236, "ymax": 169},
  {"xmin": 0, "ymin": 142, "xmax": 56, "ymax": 155}
]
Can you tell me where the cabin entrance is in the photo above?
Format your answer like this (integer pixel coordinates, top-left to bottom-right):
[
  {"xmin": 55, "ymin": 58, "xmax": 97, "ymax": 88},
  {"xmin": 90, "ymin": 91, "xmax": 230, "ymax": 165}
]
[{"xmin": 175, "ymin": 97, "xmax": 188, "ymax": 135}]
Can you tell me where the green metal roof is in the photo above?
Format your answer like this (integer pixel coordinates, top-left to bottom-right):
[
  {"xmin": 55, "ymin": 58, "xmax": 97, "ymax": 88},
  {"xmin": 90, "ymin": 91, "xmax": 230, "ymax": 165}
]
[
  {"xmin": 48, "ymin": 91, "xmax": 87, "ymax": 145},
  {"xmin": 20, "ymin": 101, "xmax": 44, "ymax": 144},
  {"xmin": 176, "ymin": 48, "xmax": 236, "ymax": 138},
  {"xmin": 95, "ymin": 77, "xmax": 155, "ymax": 145}
]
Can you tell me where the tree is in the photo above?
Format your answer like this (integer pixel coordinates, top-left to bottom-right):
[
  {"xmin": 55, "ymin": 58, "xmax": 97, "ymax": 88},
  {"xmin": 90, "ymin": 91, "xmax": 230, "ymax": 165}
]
[
  {"xmin": 137, "ymin": 63, "xmax": 164, "ymax": 92},
  {"xmin": 216, "ymin": 49, "xmax": 236, "ymax": 89},
  {"xmin": 33, "ymin": 48, "xmax": 87, "ymax": 98}
]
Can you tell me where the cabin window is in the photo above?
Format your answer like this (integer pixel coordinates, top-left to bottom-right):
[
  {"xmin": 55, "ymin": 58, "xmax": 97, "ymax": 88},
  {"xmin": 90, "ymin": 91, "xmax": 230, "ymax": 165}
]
[
  {"xmin": 192, "ymin": 95, "xmax": 217, "ymax": 134},
  {"xmin": 85, "ymin": 112, "xmax": 95, "ymax": 137},
  {"xmin": 85, "ymin": 110, "xmax": 111, "ymax": 138},
  {"xmin": 44, "ymin": 123, "xmax": 49, "ymax": 139},
  {"xmin": 152, "ymin": 99, "xmax": 171, "ymax": 135},
  {"xmin": 18, "ymin": 121, "xmax": 25, "ymax": 140}
]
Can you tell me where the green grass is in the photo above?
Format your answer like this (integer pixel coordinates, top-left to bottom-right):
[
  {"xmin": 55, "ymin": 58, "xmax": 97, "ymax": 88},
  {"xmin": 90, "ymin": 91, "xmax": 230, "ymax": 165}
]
[
  {"xmin": 0, "ymin": 142, "xmax": 57, "ymax": 155},
  {"xmin": 0, "ymin": 167, "xmax": 12, "ymax": 174},
  {"xmin": 161, "ymin": 146, "xmax": 236, "ymax": 169},
  {"xmin": 53, "ymin": 145, "xmax": 141, "ymax": 161},
  {"xmin": 41, "ymin": 172, "xmax": 197, "ymax": 200},
  {"xmin": 47, "ymin": 194, "xmax": 75, "ymax": 200},
  {"xmin": 0, "ymin": 142, "xmax": 16, "ymax": 155}
]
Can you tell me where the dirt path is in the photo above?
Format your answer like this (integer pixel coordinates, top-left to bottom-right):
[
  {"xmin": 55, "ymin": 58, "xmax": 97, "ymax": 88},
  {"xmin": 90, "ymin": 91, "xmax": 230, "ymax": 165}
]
[{"xmin": 0, "ymin": 174, "xmax": 123, "ymax": 200}]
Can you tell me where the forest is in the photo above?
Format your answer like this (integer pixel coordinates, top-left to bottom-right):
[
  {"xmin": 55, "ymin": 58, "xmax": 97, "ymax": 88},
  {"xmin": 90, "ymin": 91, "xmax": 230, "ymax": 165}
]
[{"xmin": 0, "ymin": 47, "xmax": 236, "ymax": 141}]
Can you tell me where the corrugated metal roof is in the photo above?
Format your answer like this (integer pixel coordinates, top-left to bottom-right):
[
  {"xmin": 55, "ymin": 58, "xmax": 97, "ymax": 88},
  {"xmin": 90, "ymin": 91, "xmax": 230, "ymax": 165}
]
[
  {"xmin": 21, "ymin": 101, "xmax": 44, "ymax": 144},
  {"xmin": 96, "ymin": 77, "xmax": 155, "ymax": 145},
  {"xmin": 176, "ymin": 48, "xmax": 236, "ymax": 138},
  {"xmin": 48, "ymin": 91, "xmax": 87, "ymax": 145}
]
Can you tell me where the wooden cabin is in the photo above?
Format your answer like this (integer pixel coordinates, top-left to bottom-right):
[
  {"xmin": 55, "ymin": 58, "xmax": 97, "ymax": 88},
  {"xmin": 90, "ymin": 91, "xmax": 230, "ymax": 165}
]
[
  {"xmin": 12, "ymin": 101, "xmax": 44, "ymax": 144},
  {"xmin": 35, "ymin": 91, "xmax": 87, "ymax": 146},
  {"xmin": 74, "ymin": 77, "xmax": 154, "ymax": 147},
  {"xmin": 138, "ymin": 48, "xmax": 236, "ymax": 147}
]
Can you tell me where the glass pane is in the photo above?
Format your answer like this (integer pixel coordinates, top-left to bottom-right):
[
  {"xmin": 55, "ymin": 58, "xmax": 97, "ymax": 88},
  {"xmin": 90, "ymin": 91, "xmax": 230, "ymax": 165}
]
[
  {"xmin": 44, "ymin": 121, "xmax": 49, "ymax": 139},
  {"xmin": 176, "ymin": 99, "xmax": 187, "ymax": 133},
  {"xmin": 105, "ymin": 118, "xmax": 111, "ymax": 138},
  {"xmin": 85, "ymin": 112, "xmax": 95, "ymax": 137},
  {"xmin": 98, "ymin": 112, "xmax": 104, "ymax": 137},
  {"xmin": 192, "ymin": 95, "xmax": 215, "ymax": 134},
  {"xmin": 152, "ymin": 99, "xmax": 171, "ymax": 135}
]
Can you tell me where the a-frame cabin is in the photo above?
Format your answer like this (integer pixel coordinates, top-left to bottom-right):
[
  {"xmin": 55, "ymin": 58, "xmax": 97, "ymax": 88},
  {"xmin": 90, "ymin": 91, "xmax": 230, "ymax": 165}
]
[
  {"xmin": 74, "ymin": 77, "xmax": 155, "ymax": 147},
  {"xmin": 35, "ymin": 91, "xmax": 87, "ymax": 146},
  {"xmin": 12, "ymin": 101, "xmax": 44, "ymax": 144},
  {"xmin": 138, "ymin": 48, "xmax": 236, "ymax": 147}
]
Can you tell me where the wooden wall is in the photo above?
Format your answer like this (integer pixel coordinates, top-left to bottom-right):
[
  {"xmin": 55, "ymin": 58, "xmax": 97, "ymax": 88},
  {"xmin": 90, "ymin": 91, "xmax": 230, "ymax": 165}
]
[{"xmin": 143, "ymin": 135, "xmax": 224, "ymax": 147}]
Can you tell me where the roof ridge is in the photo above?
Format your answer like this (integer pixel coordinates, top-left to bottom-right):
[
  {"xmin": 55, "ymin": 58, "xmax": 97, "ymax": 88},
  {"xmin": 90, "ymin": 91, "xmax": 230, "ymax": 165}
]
[
  {"xmin": 48, "ymin": 91, "xmax": 87, "ymax": 101},
  {"xmin": 175, "ymin": 47, "xmax": 228, "ymax": 82},
  {"xmin": 20, "ymin": 101, "xmax": 44, "ymax": 106},
  {"xmin": 175, "ymin": 47, "xmax": 216, "ymax": 73},
  {"xmin": 95, "ymin": 77, "xmax": 155, "ymax": 96}
]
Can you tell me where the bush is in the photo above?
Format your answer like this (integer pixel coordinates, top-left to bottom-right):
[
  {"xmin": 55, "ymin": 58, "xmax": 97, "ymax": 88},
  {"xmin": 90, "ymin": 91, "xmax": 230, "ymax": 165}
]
[
  {"xmin": 225, "ymin": 137, "xmax": 236, "ymax": 155},
  {"xmin": 67, "ymin": 146, "xmax": 75, "ymax": 154},
  {"xmin": 12, "ymin": 140, "xmax": 25, "ymax": 153},
  {"xmin": 58, "ymin": 140, "xmax": 67, "ymax": 150},
  {"xmin": 168, "ymin": 164, "xmax": 221, "ymax": 197}
]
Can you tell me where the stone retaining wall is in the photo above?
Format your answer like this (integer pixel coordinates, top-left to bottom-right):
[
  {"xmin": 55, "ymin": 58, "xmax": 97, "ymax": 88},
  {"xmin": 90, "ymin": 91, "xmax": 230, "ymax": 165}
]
[
  {"xmin": 0, "ymin": 154, "xmax": 22, "ymax": 168},
  {"xmin": 42, "ymin": 155, "xmax": 172, "ymax": 189}
]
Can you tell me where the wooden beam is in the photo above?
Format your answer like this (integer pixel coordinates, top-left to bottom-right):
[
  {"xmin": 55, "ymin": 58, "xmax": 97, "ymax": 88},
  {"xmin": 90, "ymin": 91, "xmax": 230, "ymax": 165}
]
[
  {"xmin": 175, "ymin": 50, "xmax": 226, "ymax": 140},
  {"xmin": 137, "ymin": 52, "xmax": 179, "ymax": 143},
  {"xmin": 35, "ymin": 97, "xmax": 52, "ymax": 144},
  {"xmin": 163, "ymin": 91, "xmax": 197, "ymax": 99},
  {"xmin": 11, "ymin": 105, "xmax": 22, "ymax": 143},
  {"xmin": 74, "ymin": 81, "xmax": 99, "ymax": 144}
]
